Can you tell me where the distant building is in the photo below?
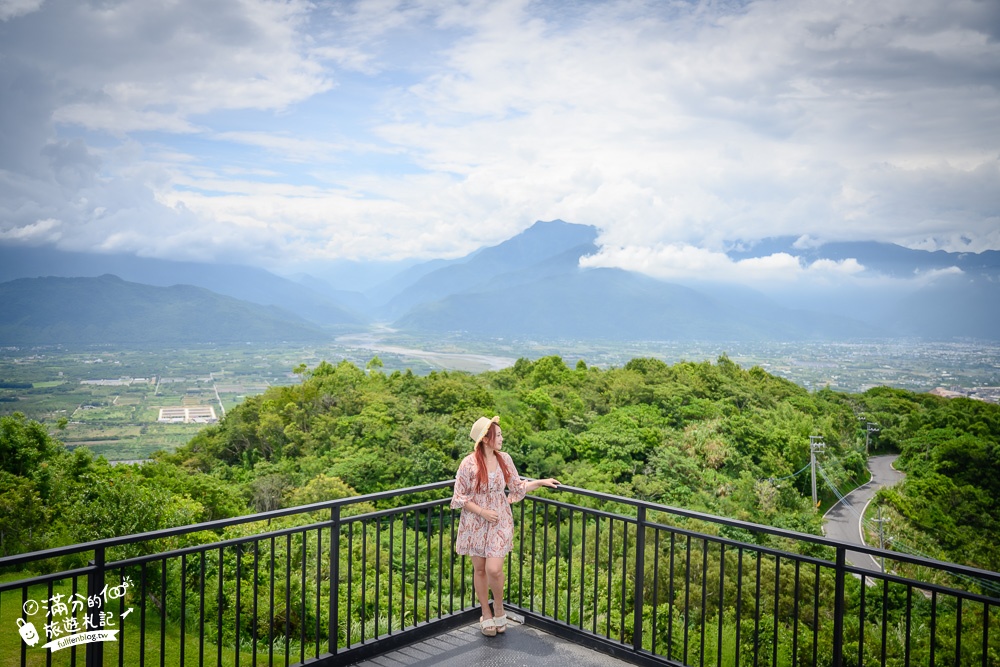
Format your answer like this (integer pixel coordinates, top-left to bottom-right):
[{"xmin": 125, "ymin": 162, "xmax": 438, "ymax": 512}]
[
  {"xmin": 80, "ymin": 378, "xmax": 132, "ymax": 386},
  {"xmin": 157, "ymin": 406, "xmax": 218, "ymax": 424},
  {"xmin": 928, "ymin": 386, "xmax": 1000, "ymax": 404},
  {"xmin": 928, "ymin": 387, "xmax": 965, "ymax": 399}
]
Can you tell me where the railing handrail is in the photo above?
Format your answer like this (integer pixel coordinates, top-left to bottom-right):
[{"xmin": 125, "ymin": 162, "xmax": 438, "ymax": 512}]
[
  {"xmin": 3, "ymin": 478, "xmax": 999, "ymax": 587},
  {"xmin": 3, "ymin": 478, "xmax": 999, "ymax": 667},
  {"xmin": 0, "ymin": 478, "xmax": 455, "ymax": 569},
  {"xmin": 551, "ymin": 483, "xmax": 1000, "ymax": 584}
]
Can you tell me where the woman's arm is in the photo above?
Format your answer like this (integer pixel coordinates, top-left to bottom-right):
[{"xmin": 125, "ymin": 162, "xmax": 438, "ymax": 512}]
[
  {"xmin": 450, "ymin": 456, "xmax": 500, "ymax": 522},
  {"xmin": 505, "ymin": 453, "xmax": 560, "ymax": 503},
  {"xmin": 525, "ymin": 478, "xmax": 561, "ymax": 493},
  {"xmin": 450, "ymin": 457, "xmax": 477, "ymax": 511}
]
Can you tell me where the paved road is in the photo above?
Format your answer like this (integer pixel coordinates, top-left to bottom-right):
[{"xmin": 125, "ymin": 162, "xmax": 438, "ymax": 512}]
[{"xmin": 822, "ymin": 454, "xmax": 905, "ymax": 572}]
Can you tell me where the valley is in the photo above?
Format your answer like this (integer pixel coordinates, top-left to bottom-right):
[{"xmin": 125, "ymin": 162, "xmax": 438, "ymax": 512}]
[
  {"xmin": 2, "ymin": 336, "xmax": 997, "ymax": 461},
  {"xmin": 3, "ymin": 221, "xmax": 999, "ymax": 349}
]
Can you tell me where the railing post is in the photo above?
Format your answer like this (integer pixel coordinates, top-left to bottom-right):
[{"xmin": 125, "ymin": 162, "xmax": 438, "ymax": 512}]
[
  {"xmin": 85, "ymin": 545, "xmax": 105, "ymax": 667},
  {"xmin": 632, "ymin": 506, "xmax": 646, "ymax": 653},
  {"xmin": 832, "ymin": 546, "xmax": 846, "ymax": 667},
  {"xmin": 329, "ymin": 505, "xmax": 341, "ymax": 656}
]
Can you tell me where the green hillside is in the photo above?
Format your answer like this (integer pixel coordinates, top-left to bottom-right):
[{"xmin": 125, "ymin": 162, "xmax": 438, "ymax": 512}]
[
  {"xmin": 3, "ymin": 355, "xmax": 998, "ymax": 666},
  {"xmin": 0, "ymin": 274, "xmax": 331, "ymax": 345},
  {"xmin": 4, "ymin": 354, "xmax": 997, "ymax": 571}
]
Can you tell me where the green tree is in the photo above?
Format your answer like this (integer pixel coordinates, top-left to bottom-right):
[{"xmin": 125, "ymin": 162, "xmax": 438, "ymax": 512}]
[
  {"xmin": 59, "ymin": 467, "xmax": 202, "ymax": 558},
  {"xmin": 0, "ymin": 412, "xmax": 63, "ymax": 477},
  {"xmin": 287, "ymin": 473, "xmax": 357, "ymax": 505},
  {"xmin": 0, "ymin": 471, "xmax": 48, "ymax": 556}
]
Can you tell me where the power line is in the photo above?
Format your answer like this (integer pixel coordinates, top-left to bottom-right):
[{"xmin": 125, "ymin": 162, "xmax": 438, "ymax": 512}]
[
  {"xmin": 817, "ymin": 463, "xmax": 1000, "ymax": 596},
  {"xmin": 817, "ymin": 463, "xmax": 877, "ymax": 529},
  {"xmin": 762, "ymin": 462, "xmax": 811, "ymax": 484},
  {"xmin": 888, "ymin": 540, "xmax": 1000, "ymax": 596}
]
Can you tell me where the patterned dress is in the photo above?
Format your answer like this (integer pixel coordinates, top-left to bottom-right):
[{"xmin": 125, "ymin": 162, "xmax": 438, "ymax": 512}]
[{"xmin": 450, "ymin": 451, "xmax": 527, "ymax": 558}]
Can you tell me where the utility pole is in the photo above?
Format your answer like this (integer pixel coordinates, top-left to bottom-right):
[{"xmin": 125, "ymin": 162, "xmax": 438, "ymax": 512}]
[
  {"xmin": 810, "ymin": 435, "xmax": 825, "ymax": 508},
  {"xmin": 873, "ymin": 502, "xmax": 889, "ymax": 573},
  {"xmin": 865, "ymin": 422, "xmax": 880, "ymax": 455}
]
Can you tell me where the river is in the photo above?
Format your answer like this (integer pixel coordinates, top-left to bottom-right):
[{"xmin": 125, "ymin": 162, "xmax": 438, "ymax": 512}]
[{"xmin": 335, "ymin": 332, "xmax": 516, "ymax": 373}]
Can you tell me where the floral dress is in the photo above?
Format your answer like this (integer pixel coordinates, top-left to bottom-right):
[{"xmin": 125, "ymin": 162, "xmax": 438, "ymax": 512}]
[{"xmin": 450, "ymin": 451, "xmax": 527, "ymax": 558}]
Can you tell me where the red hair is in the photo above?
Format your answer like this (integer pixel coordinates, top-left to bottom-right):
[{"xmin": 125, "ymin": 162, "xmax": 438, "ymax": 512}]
[{"xmin": 474, "ymin": 422, "xmax": 511, "ymax": 492}]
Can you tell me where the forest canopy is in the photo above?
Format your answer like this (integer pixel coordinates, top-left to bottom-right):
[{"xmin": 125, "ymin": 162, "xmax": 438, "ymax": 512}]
[{"xmin": 2, "ymin": 355, "xmax": 998, "ymax": 572}]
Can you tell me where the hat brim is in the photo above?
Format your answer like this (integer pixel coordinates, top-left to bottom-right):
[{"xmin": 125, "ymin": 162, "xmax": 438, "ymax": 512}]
[{"xmin": 471, "ymin": 415, "xmax": 500, "ymax": 446}]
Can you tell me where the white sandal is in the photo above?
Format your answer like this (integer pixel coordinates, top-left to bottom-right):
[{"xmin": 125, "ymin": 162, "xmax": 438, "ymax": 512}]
[
  {"xmin": 494, "ymin": 614, "xmax": 507, "ymax": 633},
  {"xmin": 480, "ymin": 616, "xmax": 497, "ymax": 637}
]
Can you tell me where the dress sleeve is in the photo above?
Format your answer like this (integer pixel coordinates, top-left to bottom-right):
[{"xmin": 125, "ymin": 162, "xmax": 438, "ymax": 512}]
[
  {"xmin": 504, "ymin": 452, "xmax": 528, "ymax": 504},
  {"xmin": 450, "ymin": 456, "xmax": 477, "ymax": 510}
]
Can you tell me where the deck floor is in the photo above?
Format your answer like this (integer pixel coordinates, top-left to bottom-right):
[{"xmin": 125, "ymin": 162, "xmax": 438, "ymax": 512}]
[{"xmin": 348, "ymin": 616, "xmax": 638, "ymax": 667}]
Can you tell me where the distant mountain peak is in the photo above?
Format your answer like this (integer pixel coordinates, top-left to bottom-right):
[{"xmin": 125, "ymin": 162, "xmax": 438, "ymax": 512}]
[
  {"xmin": 726, "ymin": 236, "xmax": 1000, "ymax": 278},
  {"xmin": 0, "ymin": 275, "xmax": 330, "ymax": 345},
  {"xmin": 372, "ymin": 220, "xmax": 600, "ymax": 318},
  {"xmin": 521, "ymin": 219, "xmax": 598, "ymax": 240},
  {"xmin": 0, "ymin": 245, "xmax": 365, "ymax": 326},
  {"xmin": 473, "ymin": 220, "xmax": 598, "ymax": 265}
]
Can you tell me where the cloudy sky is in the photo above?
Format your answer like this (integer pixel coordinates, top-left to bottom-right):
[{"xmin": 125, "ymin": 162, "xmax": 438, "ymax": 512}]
[{"xmin": 1, "ymin": 0, "xmax": 997, "ymax": 282}]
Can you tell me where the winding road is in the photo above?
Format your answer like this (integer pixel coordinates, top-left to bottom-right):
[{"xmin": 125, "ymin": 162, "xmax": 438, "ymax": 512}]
[{"xmin": 822, "ymin": 454, "xmax": 905, "ymax": 572}]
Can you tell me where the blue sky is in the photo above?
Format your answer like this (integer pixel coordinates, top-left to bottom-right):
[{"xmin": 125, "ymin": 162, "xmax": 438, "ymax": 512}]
[{"xmin": 0, "ymin": 0, "xmax": 997, "ymax": 286}]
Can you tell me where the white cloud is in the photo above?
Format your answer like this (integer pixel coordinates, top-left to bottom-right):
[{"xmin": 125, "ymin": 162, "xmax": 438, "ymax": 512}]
[
  {"xmin": 0, "ymin": 0, "xmax": 43, "ymax": 21},
  {"xmin": 0, "ymin": 218, "xmax": 61, "ymax": 242},
  {"xmin": 53, "ymin": 105, "xmax": 200, "ymax": 136},
  {"xmin": 36, "ymin": 0, "xmax": 332, "ymax": 135},
  {"xmin": 350, "ymin": 0, "xmax": 1000, "ymax": 256},
  {"xmin": 911, "ymin": 265, "xmax": 965, "ymax": 285},
  {"xmin": 793, "ymin": 235, "xmax": 825, "ymax": 250},
  {"xmin": 580, "ymin": 244, "xmax": 869, "ymax": 285},
  {"xmin": 213, "ymin": 132, "xmax": 348, "ymax": 163},
  {"xmin": 809, "ymin": 258, "xmax": 866, "ymax": 275},
  {"xmin": 310, "ymin": 45, "xmax": 378, "ymax": 74},
  {"xmin": 0, "ymin": 0, "xmax": 997, "ymax": 267}
]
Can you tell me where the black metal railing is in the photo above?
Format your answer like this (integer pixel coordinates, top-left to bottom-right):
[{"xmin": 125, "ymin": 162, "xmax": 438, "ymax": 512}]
[
  {"xmin": 507, "ymin": 485, "xmax": 1000, "ymax": 667},
  {"xmin": 1, "ymin": 481, "xmax": 998, "ymax": 666},
  {"xmin": 0, "ymin": 481, "xmax": 474, "ymax": 667}
]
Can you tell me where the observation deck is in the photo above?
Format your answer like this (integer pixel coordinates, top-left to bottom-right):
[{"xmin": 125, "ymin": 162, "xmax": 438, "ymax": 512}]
[
  {"xmin": 1, "ymin": 480, "xmax": 998, "ymax": 666},
  {"xmin": 350, "ymin": 618, "xmax": 636, "ymax": 667}
]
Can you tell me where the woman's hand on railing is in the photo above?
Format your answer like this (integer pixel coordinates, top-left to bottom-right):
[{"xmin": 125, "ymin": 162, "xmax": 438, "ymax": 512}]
[{"xmin": 526, "ymin": 478, "xmax": 561, "ymax": 493}]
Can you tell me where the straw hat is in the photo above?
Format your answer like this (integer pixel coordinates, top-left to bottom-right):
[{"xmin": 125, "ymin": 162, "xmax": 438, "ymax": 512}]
[{"xmin": 470, "ymin": 415, "xmax": 500, "ymax": 447}]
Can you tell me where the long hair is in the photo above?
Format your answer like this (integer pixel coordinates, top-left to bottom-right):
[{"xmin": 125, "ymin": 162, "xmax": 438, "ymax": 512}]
[{"xmin": 474, "ymin": 422, "xmax": 511, "ymax": 492}]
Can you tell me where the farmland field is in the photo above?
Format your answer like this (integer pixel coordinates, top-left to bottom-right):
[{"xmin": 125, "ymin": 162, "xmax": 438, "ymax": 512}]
[
  {"xmin": 0, "ymin": 346, "xmax": 322, "ymax": 460},
  {"xmin": 3, "ymin": 336, "xmax": 999, "ymax": 460},
  {"xmin": 0, "ymin": 339, "xmax": 452, "ymax": 460}
]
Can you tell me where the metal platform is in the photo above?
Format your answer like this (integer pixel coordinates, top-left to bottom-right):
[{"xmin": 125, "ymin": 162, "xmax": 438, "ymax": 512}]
[{"xmin": 348, "ymin": 617, "xmax": 638, "ymax": 667}]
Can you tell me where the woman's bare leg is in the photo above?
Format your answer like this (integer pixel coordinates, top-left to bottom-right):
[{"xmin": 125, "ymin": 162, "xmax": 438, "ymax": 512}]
[
  {"xmin": 471, "ymin": 556, "xmax": 492, "ymax": 619},
  {"xmin": 485, "ymin": 556, "xmax": 505, "ymax": 619}
]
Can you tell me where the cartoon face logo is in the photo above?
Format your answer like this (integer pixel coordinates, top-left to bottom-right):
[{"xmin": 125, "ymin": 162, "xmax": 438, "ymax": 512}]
[{"xmin": 17, "ymin": 618, "xmax": 40, "ymax": 647}]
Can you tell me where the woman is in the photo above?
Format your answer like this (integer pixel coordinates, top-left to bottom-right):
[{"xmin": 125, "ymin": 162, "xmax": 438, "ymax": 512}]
[{"xmin": 450, "ymin": 415, "xmax": 560, "ymax": 636}]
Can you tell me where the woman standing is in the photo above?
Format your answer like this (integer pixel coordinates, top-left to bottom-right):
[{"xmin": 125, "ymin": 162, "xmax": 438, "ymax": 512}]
[{"xmin": 450, "ymin": 415, "xmax": 560, "ymax": 636}]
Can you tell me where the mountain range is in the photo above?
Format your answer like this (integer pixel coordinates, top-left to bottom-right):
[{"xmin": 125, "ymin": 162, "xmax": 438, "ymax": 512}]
[
  {"xmin": 0, "ymin": 246, "xmax": 364, "ymax": 327},
  {"xmin": 0, "ymin": 220, "xmax": 997, "ymax": 345},
  {"xmin": 0, "ymin": 275, "xmax": 328, "ymax": 345},
  {"xmin": 727, "ymin": 237, "xmax": 1000, "ymax": 277}
]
